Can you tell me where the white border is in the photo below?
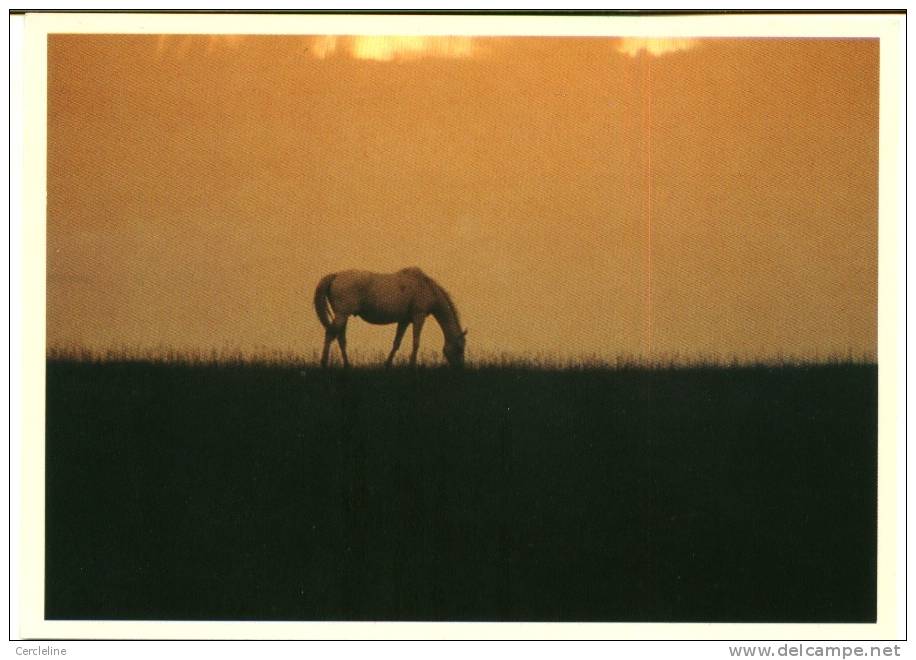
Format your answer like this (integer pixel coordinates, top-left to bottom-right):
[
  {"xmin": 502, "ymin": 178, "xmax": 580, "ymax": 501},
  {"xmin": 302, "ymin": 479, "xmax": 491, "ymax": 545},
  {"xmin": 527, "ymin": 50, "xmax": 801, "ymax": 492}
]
[
  {"xmin": 9, "ymin": 11, "xmax": 27, "ymax": 644},
  {"xmin": 14, "ymin": 11, "xmax": 906, "ymax": 641}
]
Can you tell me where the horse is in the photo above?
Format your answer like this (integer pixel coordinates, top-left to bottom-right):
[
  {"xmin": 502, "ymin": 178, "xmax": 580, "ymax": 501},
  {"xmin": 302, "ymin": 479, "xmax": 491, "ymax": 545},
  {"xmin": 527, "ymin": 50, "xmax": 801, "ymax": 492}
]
[{"xmin": 313, "ymin": 267, "xmax": 467, "ymax": 368}]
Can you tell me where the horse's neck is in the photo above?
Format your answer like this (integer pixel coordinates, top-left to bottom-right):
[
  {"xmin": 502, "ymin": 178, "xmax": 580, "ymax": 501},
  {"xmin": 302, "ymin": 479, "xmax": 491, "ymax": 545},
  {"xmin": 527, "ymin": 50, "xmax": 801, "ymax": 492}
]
[
  {"xmin": 432, "ymin": 308, "xmax": 462, "ymax": 342},
  {"xmin": 430, "ymin": 287, "xmax": 462, "ymax": 341}
]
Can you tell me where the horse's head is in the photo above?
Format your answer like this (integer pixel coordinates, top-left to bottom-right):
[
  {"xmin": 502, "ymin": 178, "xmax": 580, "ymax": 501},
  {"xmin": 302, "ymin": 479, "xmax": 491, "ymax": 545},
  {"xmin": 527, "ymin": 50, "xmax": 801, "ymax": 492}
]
[{"xmin": 443, "ymin": 328, "xmax": 467, "ymax": 368}]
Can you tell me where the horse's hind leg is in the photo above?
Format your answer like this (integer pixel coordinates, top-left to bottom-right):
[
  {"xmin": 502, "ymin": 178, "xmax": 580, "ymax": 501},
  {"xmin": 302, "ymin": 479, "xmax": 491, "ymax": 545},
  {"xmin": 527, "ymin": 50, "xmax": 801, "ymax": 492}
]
[
  {"xmin": 320, "ymin": 327, "xmax": 336, "ymax": 368},
  {"xmin": 335, "ymin": 317, "xmax": 351, "ymax": 368}
]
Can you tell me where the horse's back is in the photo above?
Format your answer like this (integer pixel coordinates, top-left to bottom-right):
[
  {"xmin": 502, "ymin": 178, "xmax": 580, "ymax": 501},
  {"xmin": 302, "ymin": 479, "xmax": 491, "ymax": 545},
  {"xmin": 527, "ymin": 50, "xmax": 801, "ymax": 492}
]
[
  {"xmin": 328, "ymin": 268, "xmax": 432, "ymax": 322},
  {"xmin": 331, "ymin": 268, "xmax": 415, "ymax": 293},
  {"xmin": 397, "ymin": 266, "xmax": 429, "ymax": 279},
  {"xmin": 331, "ymin": 269, "xmax": 378, "ymax": 290}
]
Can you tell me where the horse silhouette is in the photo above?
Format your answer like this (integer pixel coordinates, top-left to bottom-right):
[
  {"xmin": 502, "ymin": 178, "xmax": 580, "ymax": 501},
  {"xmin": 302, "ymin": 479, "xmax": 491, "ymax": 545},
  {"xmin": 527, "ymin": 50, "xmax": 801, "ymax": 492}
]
[{"xmin": 313, "ymin": 267, "xmax": 467, "ymax": 368}]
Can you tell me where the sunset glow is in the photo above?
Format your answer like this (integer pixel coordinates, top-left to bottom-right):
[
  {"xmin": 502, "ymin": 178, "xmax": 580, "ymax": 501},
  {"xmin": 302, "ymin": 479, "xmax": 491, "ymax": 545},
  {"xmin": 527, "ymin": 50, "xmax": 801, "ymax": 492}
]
[{"xmin": 46, "ymin": 35, "xmax": 878, "ymax": 361}]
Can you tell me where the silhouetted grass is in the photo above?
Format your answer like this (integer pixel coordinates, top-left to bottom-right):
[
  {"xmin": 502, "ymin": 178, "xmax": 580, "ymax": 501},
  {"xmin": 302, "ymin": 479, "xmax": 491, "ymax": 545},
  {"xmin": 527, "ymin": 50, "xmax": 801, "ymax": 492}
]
[
  {"xmin": 45, "ymin": 353, "xmax": 877, "ymax": 622},
  {"xmin": 47, "ymin": 345, "xmax": 315, "ymax": 368},
  {"xmin": 47, "ymin": 344, "xmax": 876, "ymax": 370}
]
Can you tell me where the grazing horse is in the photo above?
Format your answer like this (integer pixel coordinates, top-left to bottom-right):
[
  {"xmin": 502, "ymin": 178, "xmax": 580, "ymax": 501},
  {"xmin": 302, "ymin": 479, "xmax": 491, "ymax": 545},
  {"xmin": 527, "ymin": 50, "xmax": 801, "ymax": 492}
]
[{"xmin": 313, "ymin": 267, "xmax": 467, "ymax": 368}]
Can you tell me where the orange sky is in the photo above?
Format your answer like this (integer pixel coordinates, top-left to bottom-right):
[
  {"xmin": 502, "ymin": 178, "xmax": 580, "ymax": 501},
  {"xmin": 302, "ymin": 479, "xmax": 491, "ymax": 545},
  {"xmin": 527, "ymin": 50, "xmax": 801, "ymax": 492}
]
[{"xmin": 46, "ymin": 35, "xmax": 878, "ymax": 362}]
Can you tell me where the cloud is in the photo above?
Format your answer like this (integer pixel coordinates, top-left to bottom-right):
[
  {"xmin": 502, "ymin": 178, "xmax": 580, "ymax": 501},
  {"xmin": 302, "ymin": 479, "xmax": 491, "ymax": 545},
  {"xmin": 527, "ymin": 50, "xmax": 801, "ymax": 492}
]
[
  {"xmin": 615, "ymin": 38, "xmax": 701, "ymax": 58},
  {"xmin": 308, "ymin": 35, "xmax": 477, "ymax": 61}
]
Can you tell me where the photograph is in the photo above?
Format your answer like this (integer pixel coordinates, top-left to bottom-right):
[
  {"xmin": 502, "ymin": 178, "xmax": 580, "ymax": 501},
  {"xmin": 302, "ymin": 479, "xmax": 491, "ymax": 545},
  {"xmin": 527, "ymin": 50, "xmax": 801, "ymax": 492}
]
[{"xmin": 13, "ymin": 11, "xmax": 905, "ymax": 643}]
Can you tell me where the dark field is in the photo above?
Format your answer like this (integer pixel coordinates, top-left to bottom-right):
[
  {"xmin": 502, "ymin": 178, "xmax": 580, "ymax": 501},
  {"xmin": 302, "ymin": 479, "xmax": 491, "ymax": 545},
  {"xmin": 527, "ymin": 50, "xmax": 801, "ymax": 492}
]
[{"xmin": 45, "ymin": 360, "xmax": 877, "ymax": 622}]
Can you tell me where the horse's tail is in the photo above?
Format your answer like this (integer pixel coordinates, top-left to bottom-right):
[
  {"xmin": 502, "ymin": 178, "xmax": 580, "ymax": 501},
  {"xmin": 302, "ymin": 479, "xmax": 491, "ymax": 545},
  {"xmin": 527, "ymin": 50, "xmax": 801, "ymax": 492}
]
[{"xmin": 313, "ymin": 273, "xmax": 336, "ymax": 329}]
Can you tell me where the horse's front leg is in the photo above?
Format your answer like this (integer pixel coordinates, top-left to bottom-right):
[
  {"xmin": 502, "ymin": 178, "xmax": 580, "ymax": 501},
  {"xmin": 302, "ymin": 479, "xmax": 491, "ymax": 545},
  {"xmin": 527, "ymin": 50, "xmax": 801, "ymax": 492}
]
[
  {"xmin": 409, "ymin": 314, "xmax": 426, "ymax": 366},
  {"xmin": 385, "ymin": 321, "xmax": 409, "ymax": 368}
]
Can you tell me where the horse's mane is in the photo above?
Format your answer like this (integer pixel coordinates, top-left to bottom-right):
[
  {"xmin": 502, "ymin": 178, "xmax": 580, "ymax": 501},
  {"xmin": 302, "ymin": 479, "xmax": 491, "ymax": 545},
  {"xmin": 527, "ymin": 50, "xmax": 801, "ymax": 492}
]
[
  {"xmin": 436, "ymin": 282, "xmax": 461, "ymax": 326},
  {"xmin": 424, "ymin": 273, "xmax": 461, "ymax": 327}
]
